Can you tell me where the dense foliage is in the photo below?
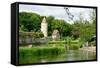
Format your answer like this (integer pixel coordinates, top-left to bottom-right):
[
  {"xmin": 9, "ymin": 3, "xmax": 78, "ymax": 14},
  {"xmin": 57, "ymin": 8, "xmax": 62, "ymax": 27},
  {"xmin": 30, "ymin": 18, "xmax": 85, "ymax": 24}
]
[
  {"xmin": 19, "ymin": 10, "xmax": 96, "ymax": 42},
  {"xmin": 19, "ymin": 32, "xmax": 44, "ymax": 39}
]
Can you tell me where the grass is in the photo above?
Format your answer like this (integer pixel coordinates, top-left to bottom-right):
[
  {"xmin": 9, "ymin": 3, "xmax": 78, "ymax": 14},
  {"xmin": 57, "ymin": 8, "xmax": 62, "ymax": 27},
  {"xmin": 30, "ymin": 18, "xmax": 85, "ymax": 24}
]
[
  {"xmin": 19, "ymin": 47, "xmax": 65, "ymax": 57},
  {"xmin": 69, "ymin": 44, "xmax": 80, "ymax": 50},
  {"xmin": 48, "ymin": 41, "xmax": 66, "ymax": 44},
  {"xmin": 19, "ymin": 39, "xmax": 83, "ymax": 64},
  {"xmin": 47, "ymin": 39, "xmax": 82, "ymax": 50},
  {"xmin": 19, "ymin": 46, "xmax": 66, "ymax": 64}
]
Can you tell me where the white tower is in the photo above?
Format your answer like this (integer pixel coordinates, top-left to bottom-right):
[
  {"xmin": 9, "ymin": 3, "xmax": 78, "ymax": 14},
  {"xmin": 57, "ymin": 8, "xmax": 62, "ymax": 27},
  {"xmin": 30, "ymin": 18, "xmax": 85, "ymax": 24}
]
[{"xmin": 41, "ymin": 17, "xmax": 48, "ymax": 37}]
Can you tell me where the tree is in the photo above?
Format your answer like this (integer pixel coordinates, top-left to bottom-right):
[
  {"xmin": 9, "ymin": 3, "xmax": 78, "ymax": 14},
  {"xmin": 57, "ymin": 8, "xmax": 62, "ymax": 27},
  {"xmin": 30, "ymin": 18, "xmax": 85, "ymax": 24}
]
[
  {"xmin": 51, "ymin": 19, "xmax": 72, "ymax": 37},
  {"xmin": 72, "ymin": 19, "xmax": 96, "ymax": 42},
  {"xmin": 90, "ymin": 9, "xmax": 96, "ymax": 24},
  {"xmin": 19, "ymin": 12, "xmax": 41, "ymax": 32},
  {"xmin": 71, "ymin": 21, "xmax": 80, "ymax": 39},
  {"xmin": 47, "ymin": 16, "xmax": 55, "ymax": 36}
]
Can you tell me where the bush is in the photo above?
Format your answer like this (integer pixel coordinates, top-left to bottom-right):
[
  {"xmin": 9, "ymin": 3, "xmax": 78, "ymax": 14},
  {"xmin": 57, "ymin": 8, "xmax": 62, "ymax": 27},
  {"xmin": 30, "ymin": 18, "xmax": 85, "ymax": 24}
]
[
  {"xmin": 71, "ymin": 41, "xmax": 79, "ymax": 44},
  {"xmin": 70, "ymin": 44, "xmax": 80, "ymax": 50},
  {"xmin": 19, "ymin": 32, "xmax": 44, "ymax": 39},
  {"xmin": 48, "ymin": 41, "xmax": 66, "ymax": 44},
  {"xmin": 35, "ymin": 32, "xmax": 44, "ymax": 38}
]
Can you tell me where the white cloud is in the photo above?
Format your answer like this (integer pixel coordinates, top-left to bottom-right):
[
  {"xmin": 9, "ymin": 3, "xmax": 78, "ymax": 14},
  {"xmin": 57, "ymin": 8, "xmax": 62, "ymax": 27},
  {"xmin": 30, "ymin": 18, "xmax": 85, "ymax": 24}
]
[{"xmin": 19, "ymin": 4, "xmax": 93, "ymax": 24}]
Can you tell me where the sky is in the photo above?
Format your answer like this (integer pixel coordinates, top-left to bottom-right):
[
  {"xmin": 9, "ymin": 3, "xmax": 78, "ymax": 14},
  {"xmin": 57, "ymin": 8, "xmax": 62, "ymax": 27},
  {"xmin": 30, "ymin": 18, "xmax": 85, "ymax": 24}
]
[{"xmin": 19, "ymin": 4, "xmax": 94, "ymax": 24}]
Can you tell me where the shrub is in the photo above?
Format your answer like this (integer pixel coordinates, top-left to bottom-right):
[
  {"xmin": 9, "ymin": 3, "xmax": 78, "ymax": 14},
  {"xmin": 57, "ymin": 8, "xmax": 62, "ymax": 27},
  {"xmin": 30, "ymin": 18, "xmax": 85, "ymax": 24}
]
[
  {"xmin": 35, "ymin": 32, "xmax": 44, "ymax": 38},
  {"xmin": 71, "ymin": 41, "xmax": 79, "ymax": 44},
  {"xmin": 48, "ymin": 41, "xmax": 66, "ymax": 44},
  {"xmin": 70, "ymin": 44, "xmax": 80, "ymax": 50},
  {"xmin": 19, "ymin": 32, "xmax": 44, "ymax": 39}
]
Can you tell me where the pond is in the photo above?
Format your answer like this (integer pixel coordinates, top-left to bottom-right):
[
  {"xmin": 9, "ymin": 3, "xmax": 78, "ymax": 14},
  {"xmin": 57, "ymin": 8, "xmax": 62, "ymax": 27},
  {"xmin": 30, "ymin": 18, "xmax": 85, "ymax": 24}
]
[{"xmin": 19, "ymin": 50, "xmax": 96, "ymax": 64}]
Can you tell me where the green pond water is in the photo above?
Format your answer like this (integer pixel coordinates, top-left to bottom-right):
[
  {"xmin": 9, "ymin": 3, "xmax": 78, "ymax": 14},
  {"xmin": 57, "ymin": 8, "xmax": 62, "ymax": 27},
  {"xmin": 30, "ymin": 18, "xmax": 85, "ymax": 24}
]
[{"xmin": 19, "ymin": 50, "xmax": 96, "ymax": 64}]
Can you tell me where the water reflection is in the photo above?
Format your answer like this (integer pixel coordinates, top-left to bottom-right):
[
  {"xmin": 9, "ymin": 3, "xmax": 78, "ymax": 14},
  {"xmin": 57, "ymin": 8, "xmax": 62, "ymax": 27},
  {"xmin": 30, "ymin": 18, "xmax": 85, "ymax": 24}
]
[{"xmin": 19, "ymin": 50, "xmax": 96, "ymax": 64}]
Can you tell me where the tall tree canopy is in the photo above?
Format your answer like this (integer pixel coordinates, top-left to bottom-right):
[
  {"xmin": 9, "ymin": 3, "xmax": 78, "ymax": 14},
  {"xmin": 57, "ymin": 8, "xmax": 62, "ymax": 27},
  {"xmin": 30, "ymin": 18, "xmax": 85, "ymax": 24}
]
[{"xmin": 19, "ymin": 12, "xmax": 41, "ymax": 32}]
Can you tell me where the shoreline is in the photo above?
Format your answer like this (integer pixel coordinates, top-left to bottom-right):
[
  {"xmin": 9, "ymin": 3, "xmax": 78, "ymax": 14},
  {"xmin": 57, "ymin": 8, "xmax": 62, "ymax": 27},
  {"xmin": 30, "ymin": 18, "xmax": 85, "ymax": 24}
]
[{"xmin": 79, "ymin": 46, "xmax": 96, "ymax": 53}]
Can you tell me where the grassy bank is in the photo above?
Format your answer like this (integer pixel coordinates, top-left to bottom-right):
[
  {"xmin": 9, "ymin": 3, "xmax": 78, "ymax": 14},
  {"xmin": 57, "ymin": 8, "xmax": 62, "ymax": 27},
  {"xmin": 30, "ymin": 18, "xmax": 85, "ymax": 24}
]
[
  {"xmin": 19, "ymin": 47, "xmax": 65, "ymax": 57},
  {"xmin": 19, "ymin": 47, "xmax": 66, "ymax": 64},
  {"xmin": 19, "ymin": 39, "xmax": 83, "ymax": 64}
]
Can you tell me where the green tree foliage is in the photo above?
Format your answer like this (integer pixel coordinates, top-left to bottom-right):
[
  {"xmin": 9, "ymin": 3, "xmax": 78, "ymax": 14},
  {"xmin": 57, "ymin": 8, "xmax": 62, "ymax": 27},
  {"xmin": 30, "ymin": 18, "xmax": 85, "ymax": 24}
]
[
  {"xmin": 71, "ymin": 10, "xmax": 96, "ymax": 42},
  {"xmin": 19, "ymin": 12, "xmax": 73, "ymax": 37},
  {"xmin": 51, "ymin": 19, "xmax": 72, "ymax": 37},
  {"xmin": 19, "ymin": 11, "xmax": 96, "ymax": 42},
  {"xmin": 19, "ymin": 12, "xmax": 41, "ymax": 32},
  {"xmin": 90, "ymin": 9, "xmax": 96, "ymax": 24},
  {"xmin": 46, "ymin": 16, "xmax": 55, "ymax": 36},
  {"xmin": 72, "ymin": 20, "xmax": 96, "ymax": 42}
]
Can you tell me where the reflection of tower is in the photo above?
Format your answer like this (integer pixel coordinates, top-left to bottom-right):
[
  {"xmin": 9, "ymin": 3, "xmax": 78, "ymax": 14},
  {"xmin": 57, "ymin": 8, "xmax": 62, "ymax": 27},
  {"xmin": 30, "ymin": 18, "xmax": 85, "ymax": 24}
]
[{"xmin": 41, "ymin": 17, "xmax": 48, "ymax": 37}]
